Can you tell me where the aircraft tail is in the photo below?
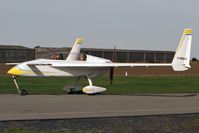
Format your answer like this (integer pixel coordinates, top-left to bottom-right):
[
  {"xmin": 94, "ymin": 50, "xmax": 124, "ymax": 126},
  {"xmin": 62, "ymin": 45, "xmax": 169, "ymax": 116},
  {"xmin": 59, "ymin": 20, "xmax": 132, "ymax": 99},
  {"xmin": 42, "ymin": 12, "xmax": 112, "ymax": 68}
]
[
  {"xmin": 66, "ymin": 38, "xmax": 83, "ymax": 61},
  {"xmin": 172, "ymin": 28, "xmax": 192, "ymax": 71}
]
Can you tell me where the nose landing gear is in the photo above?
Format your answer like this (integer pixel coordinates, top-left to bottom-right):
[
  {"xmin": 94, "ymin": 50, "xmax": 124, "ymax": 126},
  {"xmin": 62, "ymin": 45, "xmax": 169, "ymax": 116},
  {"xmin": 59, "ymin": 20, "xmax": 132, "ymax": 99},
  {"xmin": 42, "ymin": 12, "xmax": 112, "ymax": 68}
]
[{"xmin": 12, "ymin": 76, "xmax": 28, "ymax": 96}]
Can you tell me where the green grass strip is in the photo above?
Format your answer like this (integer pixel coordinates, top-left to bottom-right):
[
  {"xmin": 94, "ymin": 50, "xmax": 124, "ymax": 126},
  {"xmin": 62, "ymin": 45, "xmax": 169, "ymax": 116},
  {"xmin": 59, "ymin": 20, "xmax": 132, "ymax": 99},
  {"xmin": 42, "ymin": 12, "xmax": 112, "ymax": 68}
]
[{"xmin": 0, "ymin": 76, "xmax": 199, "ymax": 95}]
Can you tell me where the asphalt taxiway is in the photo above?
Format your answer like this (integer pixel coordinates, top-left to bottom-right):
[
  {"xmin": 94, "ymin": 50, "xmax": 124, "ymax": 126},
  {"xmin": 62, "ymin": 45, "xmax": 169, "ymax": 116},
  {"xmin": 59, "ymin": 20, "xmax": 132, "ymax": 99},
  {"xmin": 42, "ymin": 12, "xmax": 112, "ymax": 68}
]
[{"xmin": 0, "ymin": 94, "xmax": 199, "ymax": 121}]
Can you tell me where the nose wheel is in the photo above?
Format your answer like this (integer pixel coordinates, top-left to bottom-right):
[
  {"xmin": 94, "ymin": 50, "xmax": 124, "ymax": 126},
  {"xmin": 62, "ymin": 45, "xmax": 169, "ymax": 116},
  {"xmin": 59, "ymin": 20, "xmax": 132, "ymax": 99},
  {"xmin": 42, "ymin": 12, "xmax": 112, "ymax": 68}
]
[{"xmin": 12, "ymin": 76, "xmax": 28, "ymax": 96}]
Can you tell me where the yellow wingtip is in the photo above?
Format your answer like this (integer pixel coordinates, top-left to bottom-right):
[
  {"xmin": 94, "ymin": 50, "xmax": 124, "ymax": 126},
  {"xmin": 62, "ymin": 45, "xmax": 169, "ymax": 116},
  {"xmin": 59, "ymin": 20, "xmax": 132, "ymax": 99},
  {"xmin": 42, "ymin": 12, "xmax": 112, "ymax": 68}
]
[
  {"xmin": 184, "ymin": 28, "xmax": 192, "ymax": 35},
  {"xmin": 75, "ymin": 37, "xmax": 84, "ymax": 44}
]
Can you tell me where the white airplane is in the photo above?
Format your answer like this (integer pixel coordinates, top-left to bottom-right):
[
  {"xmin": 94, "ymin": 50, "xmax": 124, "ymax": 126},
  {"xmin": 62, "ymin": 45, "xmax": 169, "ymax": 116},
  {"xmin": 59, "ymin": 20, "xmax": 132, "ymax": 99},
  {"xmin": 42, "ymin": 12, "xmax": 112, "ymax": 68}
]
[{"xmin": 7, "ymin": 28, "xmax": 192, "ymax": 95}]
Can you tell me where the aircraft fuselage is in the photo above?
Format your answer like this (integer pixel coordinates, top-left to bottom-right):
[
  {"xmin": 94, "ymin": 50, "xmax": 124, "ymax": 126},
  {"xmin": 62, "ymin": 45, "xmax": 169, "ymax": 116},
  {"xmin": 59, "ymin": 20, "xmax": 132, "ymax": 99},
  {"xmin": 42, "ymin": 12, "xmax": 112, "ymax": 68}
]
[{"xmin": 7, "ymin": 59, "xmax": 108, "ymax": 77}]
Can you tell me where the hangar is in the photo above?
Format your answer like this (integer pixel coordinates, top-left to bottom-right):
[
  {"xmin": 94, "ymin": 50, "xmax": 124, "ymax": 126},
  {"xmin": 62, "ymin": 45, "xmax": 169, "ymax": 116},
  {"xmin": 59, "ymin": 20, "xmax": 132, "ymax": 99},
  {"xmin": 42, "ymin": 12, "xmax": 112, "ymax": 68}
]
[
  {"xmin": 0, "ymin": 45, "xmax": 174, "ymax": 63},
  {"xmin": 35, "ymin": 46, "xmax": 175, "ymax": 63},
  {"xmin": 0, "ymin": 45, "xmax": 35, "ymax": 63}
]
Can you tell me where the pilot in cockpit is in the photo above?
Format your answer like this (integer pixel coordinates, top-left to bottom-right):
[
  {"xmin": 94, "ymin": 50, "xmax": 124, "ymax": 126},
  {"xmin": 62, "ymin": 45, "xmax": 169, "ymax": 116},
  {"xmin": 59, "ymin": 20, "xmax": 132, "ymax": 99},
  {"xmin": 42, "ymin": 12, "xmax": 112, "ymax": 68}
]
[{"xmin": 79, "ymin": 54, "xmax": 87, "ymax": 61}]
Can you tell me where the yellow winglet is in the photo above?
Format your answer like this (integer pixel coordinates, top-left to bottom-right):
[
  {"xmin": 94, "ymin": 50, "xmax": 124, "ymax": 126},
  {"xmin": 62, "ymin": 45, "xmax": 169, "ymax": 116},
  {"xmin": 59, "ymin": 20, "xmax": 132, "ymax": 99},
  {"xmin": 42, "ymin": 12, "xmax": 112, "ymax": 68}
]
[
  {"xmin": 75, "ymin": 38, "xmax": 83, "ymax": 45},
  {"xmin": 184, "ymin": 28, "xmax": 192, "ymax": 35}
]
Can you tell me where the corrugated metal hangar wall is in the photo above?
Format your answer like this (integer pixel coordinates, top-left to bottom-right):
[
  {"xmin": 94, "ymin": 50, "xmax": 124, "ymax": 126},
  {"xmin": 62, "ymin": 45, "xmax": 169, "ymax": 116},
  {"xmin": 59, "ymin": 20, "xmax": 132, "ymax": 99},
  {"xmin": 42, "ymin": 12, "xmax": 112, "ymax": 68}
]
[
  {"xmin": 35, "ymin": 47, "xmax": 175, "ymax": 63},
  {"xmin": 0, "ymin": 45, "xmax": 174, "ymax": 63},
  {"xmin": 0, "ymin": 45, "xmax": 35, "ymax": 63}
]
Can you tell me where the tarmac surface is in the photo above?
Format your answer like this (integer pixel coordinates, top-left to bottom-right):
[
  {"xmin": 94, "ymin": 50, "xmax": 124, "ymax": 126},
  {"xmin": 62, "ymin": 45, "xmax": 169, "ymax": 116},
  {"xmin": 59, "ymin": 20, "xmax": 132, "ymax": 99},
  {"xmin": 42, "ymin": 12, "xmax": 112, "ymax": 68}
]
[{"xmin": 0, "ymin": 94, "xmax": 199, "ymax": 121}]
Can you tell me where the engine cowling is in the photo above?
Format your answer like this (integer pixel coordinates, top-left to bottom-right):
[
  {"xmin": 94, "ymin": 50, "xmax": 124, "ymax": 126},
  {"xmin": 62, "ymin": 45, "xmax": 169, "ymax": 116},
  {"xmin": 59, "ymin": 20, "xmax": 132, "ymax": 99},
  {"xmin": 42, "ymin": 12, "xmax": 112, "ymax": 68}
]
[{"xmin": 82, "ymin": 85, "xmax": 107, "ymax": 94}]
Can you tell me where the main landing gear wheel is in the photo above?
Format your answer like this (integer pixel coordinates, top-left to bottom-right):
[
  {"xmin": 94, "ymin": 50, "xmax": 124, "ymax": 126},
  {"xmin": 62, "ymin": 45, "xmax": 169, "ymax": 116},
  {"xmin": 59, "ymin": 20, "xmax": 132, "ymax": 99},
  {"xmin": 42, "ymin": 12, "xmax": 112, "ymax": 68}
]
[{"xmin": 65, "ymin": 76, "xmax": 83, "ymax": 94}]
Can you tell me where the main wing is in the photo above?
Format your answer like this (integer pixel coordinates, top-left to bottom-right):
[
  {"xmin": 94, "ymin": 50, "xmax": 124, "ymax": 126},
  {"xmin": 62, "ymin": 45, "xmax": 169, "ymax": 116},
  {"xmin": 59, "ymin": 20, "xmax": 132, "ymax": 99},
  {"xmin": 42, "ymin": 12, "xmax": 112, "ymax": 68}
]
[{"xmin": 51, "ymin": 62, "xmax": 171, "ymax": 68}]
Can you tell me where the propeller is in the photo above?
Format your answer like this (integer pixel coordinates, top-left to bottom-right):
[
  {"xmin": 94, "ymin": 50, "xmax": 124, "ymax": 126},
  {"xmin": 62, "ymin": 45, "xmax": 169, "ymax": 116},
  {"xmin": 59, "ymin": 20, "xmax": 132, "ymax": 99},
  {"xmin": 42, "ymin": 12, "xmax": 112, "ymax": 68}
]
[
  {"xmin": 110, "ymin": 46, "xmax": 116, "ymax": 84},
  {"xmin": 110, "ymin": 67, "xmax": 114, "ymax": 84}
]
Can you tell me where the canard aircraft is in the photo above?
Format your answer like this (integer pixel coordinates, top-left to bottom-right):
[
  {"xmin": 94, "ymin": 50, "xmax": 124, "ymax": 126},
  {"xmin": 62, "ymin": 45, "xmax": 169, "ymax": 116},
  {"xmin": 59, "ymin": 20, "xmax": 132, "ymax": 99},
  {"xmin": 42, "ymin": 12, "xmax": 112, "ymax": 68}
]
[{"xmin": 7, "ymin": 28, "xmax": 192, "ymax": 95}]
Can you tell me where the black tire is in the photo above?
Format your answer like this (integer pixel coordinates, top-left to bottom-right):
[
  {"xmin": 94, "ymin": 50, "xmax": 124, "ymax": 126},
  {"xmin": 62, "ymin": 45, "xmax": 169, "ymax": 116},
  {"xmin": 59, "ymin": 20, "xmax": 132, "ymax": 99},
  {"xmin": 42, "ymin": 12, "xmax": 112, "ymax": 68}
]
[
  {"xmin": 68, "ymin": 88, "xmax": 75, "ymax": 94},
  {"xmin": 20, "ymin": 89, "xmax": 28, "ymax": 96}
]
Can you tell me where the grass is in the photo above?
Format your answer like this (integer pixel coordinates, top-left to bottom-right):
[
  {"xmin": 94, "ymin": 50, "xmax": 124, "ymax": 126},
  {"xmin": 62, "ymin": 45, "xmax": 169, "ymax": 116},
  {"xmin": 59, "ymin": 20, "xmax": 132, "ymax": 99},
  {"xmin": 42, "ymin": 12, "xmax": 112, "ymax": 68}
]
[
  {"xmin": 1, "ymin": 128, "xmax": 82, "ymax": 133},
  {"xmin": 0, "ymin": 75, "xmax": 199, "ymax": 95},
  {"xmin": 2, "ymin": 115, "xmax": 199, "ymax": 133}
]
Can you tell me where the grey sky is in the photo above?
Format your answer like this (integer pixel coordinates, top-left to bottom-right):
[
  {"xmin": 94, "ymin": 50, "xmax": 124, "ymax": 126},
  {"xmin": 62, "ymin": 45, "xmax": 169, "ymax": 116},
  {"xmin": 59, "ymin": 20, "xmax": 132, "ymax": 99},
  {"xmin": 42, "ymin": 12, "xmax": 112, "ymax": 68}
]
[{"xmin": 0, "ymin": 0, "xmax": 198, "ymax": 58}]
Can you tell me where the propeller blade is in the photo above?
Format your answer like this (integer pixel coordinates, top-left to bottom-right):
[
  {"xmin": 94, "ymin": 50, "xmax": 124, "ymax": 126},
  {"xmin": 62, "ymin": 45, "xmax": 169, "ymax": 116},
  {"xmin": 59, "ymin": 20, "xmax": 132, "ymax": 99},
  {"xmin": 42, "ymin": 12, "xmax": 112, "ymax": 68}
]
[
  {"xmin": 112, "ymin": 46, "xmax": 116, "ymax": 62},
  {"xmin": 110, "ymin": 67, "xmax": 114, "ymax": 85},
  {"xmin": 110, "ymin": 46, "xmax": 116, "ymax": 84}
]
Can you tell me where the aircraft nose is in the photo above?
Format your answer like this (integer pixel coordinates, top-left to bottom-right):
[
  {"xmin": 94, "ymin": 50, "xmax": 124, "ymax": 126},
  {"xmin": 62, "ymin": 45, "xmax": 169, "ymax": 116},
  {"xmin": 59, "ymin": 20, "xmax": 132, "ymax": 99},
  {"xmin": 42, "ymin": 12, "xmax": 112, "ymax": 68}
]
[{"xmin": 7, "ymin": 66, "xmax": 24, "ymax": 76}]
